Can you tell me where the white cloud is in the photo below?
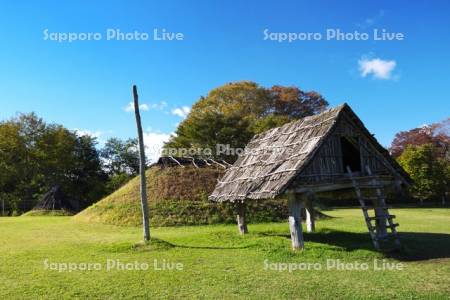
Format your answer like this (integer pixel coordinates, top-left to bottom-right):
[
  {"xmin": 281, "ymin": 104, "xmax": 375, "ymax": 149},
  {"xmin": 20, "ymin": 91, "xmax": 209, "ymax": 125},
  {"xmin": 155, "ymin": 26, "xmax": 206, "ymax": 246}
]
[
  {"xmin": 139, "ymin": 103, "xmax": 149, "ymax": 111},
  {"xmin": 171, "ymin": 106, "xmax": 191, "ymax": 118},
  {"xmin": 73, "ymin": 129, "xmax": 103, "ymax": 139},
  {"xmin": 143, "ymin": 130, "xmax": 173, "ymax": 163},
  {"xmin": 148, "ymin": 101, "xmax": 168, "ymax": 110},
  {"xmin": 124, "ymin": 102, "xmax": 149, "ymax": 112},
  {"xmin": 123, "ymin": 101, "xmax": 168, "ymax": 113},
  {"xmin": 358, "ymin": 58, "xmax": 397, "ymax": 80}
]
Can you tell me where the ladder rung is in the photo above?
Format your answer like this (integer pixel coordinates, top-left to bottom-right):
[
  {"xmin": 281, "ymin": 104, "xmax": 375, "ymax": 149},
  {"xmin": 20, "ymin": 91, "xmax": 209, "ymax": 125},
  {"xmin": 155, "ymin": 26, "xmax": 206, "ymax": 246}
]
[
  {"xmin": 367, "ymin": 215, "xmax": 396, "ymax": 221},
  {"xmin": 383, "ymin": 230, "xmax": 399, "ymax": 236}
]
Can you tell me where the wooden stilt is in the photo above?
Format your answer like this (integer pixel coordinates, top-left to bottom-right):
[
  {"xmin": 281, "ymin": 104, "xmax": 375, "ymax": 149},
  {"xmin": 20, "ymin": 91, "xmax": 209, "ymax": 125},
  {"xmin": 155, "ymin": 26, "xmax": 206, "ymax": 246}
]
[
  {"xmin": 287, "ymin": 193, "xmax": 304, "ymax": 250},
  {"xmin": 304, "ymin": 194, "xmax": 316, "ymax": 233},
  {"xmin": 236, "ymin": 201, "xmax": 248, "ymax": 234}
]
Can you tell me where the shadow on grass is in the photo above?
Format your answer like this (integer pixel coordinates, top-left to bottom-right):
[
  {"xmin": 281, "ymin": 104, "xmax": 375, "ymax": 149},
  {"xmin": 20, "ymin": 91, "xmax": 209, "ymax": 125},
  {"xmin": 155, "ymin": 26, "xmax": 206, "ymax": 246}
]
[
  {"xmin": 258, "ymin": 230, "xmax": 450, "ymax": 261},
  {"xmin": 132, "ymin": 229, "xmax": 450, "ymax": 261},
  {"xmin": 133, "ymin": 237, "xmax": 256, "ymax": 251}
]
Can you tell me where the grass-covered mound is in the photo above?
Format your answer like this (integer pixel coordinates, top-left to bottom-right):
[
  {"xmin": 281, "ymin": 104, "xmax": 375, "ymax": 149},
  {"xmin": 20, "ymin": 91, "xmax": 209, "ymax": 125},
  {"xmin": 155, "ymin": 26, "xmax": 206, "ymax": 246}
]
[{"xmin": 75, "ymin": 165, "xmax": 290, "ymax": 227}]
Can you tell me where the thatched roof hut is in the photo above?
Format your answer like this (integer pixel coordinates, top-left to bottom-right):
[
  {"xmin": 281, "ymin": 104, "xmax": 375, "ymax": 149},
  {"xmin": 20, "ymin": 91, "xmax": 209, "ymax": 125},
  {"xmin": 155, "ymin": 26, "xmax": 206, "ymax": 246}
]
[
  {"xmin": 209, "ymin": 103, "xmax": 410, "ymax": 251},
  {"xmin": 32, "ymin": 185, "xmax": 81, "ymax": 213}
]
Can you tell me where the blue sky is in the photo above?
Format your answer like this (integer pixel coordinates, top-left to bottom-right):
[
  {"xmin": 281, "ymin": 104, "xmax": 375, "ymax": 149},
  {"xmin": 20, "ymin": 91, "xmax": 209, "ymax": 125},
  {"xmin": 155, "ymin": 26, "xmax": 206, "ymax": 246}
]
[{"xmin": 0, "ymin": 0, "xmax": 449, "ymax": 160}]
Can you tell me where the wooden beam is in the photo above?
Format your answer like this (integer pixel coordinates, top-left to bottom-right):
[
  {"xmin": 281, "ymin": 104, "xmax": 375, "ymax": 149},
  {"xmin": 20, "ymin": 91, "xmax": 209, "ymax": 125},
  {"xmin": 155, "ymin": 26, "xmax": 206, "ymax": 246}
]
[
  {"xmin": 236, "ymin": 201, "xmax": 248, "ymax": 235},
  {"xmin": 287, "ymin": 192, "xmax": 304, "ymax": 250},
  {"xmin": 293, "ymin": 179, "xmax": 398, "ymax": 194}
]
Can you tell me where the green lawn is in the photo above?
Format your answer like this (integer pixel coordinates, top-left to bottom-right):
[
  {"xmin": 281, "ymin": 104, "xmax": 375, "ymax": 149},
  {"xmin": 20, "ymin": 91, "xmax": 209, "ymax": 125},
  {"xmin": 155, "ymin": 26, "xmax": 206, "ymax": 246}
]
[{"xmin": 1, "ymin": 208, "xmax": 449, "ymax": 299}]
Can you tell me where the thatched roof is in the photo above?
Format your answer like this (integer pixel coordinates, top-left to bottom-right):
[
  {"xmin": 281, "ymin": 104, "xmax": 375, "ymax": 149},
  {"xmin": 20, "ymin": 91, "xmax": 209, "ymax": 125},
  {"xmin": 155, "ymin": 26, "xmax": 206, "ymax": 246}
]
[
  {"xmin": 209, "ymin": 103, "xmax": 409, "ymax": 202},
  {"xmin": 154, "ymin": 156, "xmax": 230, "ymax": 169}
]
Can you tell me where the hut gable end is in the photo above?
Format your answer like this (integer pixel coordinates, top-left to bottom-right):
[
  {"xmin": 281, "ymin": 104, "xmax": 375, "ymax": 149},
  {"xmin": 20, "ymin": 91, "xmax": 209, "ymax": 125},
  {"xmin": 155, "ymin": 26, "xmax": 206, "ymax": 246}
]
[{"xmin": 294, "ymin": 115, "xmax": 395, "ymax": 186}]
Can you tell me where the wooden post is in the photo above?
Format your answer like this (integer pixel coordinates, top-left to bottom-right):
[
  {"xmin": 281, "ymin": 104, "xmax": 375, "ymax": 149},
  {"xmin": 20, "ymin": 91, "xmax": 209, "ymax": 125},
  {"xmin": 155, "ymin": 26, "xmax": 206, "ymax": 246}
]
[
  {"xmin": 236, "ymin": 201, "xmax": 248, "ymax": 234},
  {"xmin": 287, "ymin": 193, "xmax": 304, "ymax": 250},
  {"xmin": 133, "ymin": 85, "xmax": 151, "ymax": 242},
  {"xmin": 304, "ymin": 194, "xmax": 315, "ymax": 233}
]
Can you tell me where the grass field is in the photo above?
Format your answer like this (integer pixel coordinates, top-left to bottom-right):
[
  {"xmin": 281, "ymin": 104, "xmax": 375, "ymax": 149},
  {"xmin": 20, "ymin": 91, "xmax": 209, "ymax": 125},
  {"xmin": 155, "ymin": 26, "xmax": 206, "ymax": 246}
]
[{"xmin": 1, "ymin": 208, "xmax": 449, "ymax": 299}]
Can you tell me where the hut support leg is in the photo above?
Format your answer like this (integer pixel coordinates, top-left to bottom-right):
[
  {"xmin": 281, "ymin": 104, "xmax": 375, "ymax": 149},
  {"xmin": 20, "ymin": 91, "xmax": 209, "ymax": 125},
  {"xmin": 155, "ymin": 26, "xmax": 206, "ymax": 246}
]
[
  {"xmin": 236, "ymin": 201, "xmax": 248, "ymax": 234},
  {"xmin": 304, "ymin": 195, "xmax": 315, "ymax": 233},
  {"xmin": 287, "ymin": 194, "xmax": 304, "ymax": 250}
]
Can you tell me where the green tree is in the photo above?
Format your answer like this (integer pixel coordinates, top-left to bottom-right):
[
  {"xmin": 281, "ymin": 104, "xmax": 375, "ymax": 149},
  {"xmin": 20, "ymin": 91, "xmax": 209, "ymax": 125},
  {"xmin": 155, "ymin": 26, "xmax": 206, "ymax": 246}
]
[
  {"xmin": 397, "ymin": 143, "xmax": 449, "ymax": 203},
  {"xmin": 0, "ymin": 120, "xmax": 26, "ymax": 211},
  {"xmin": 0, "ymin": 113, "xmax": 106, "ymax": 213},
  {"xmin": 69, "ymin": 135, "xmax": 108, "ymax": 206},
  {"xmin": 100, "ymin": 137, "xmax": 140, "ymax": 175},
  {"xmin": 164, "ymin": 81, "xmax": 328, "ymax": 162},
  {"xmin": 100, "ymin": 137, "xmax": 141, "ymax": 193}
]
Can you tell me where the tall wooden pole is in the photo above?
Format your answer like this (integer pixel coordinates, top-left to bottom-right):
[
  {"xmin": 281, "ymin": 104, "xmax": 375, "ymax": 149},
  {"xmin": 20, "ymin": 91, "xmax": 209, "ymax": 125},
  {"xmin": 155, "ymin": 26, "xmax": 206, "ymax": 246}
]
[{"xmin": 133, "ymin": 85, "xmax": 150, "ymax": 242}]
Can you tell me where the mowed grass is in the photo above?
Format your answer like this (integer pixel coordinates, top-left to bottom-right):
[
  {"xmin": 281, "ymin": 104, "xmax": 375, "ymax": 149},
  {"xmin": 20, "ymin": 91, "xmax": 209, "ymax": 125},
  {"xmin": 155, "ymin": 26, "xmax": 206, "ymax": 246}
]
[{"xmin": 1, "ymin": 208, "xmax": 449, "ymax": 299}]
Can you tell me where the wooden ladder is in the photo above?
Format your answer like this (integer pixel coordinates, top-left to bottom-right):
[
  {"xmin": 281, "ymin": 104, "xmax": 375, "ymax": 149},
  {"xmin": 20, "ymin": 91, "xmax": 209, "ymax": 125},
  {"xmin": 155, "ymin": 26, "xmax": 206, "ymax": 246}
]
[{"xmin": 347, "ymin": 166, "xmax": 401, "ymax": 251}]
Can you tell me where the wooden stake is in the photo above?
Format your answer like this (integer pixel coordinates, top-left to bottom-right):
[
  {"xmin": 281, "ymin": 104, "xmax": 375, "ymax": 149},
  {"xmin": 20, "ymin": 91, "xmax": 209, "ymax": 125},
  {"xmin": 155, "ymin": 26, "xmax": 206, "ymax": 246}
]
[
  {"xmin": 133, "ymin": 85, "xmax": 150, "ymax": 242},
  {"xmin": 236, "ymin": 201, "xmax": 248, "ymax": 234},
  {"xmin": 287, "ymin": 193, "xmax": 304, "ymax": 250}
]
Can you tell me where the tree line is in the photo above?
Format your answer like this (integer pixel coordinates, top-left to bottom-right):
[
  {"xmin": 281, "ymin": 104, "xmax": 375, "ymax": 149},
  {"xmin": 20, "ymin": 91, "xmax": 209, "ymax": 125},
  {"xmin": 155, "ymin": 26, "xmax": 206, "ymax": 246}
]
[
  {"xmin": 0, "ymin": 81, "xmax": 329, "ymax": 215},
  {"xmin": 0, "ymin": 113, "xmax": 141, "ymax": 215},
  {"xmin": 0, "ymin": 81, "xmax": 448, "ymax": 214}
]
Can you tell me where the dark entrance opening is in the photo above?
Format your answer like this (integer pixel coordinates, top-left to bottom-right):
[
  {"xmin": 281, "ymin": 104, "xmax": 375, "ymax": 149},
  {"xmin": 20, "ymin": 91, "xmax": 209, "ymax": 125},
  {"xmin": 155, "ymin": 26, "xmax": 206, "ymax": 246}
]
[{"xmin": 341, "ymin": 136, "xmax": 362, "ymax": 172}]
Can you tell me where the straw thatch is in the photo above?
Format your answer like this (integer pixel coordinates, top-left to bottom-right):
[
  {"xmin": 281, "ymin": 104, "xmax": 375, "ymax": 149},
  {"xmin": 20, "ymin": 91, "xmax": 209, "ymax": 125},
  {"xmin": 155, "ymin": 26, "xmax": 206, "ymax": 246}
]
[
  {"xmin": 209, "ymin": 103, "xmax": 409, "ymax": 202},
  {"xmin": 154, "ymin": 156, "xmax": 229, "ymax": 169}
]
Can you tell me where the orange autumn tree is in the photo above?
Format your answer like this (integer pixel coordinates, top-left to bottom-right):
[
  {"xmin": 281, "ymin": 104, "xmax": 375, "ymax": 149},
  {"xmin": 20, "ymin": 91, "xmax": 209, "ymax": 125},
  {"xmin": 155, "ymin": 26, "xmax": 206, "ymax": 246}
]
[{"xmin": 164, "ymin": 81, "xmax": 328, "ymax": 162}]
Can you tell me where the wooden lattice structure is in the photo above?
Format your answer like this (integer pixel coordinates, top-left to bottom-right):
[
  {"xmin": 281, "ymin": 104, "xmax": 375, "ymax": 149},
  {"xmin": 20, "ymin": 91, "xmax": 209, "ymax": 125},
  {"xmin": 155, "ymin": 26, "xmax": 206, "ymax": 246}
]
[
  {"xmin": 209, "ymin": 103, "xmax": 411, "ymax": 251},
  {"xmin": 33, "ymin": 186, "xmax": 81, "ymax": 213}
]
